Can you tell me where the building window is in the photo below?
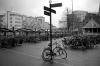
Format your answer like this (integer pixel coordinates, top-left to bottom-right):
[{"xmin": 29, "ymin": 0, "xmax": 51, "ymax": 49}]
[
  {"xmin": 15, "ymin": 17, "xmax": 21, "ymax": 20},
  {"xmin": 10, "ymin": 24, "xmax": 12, "ymax": 27},
  {"xmin": 15, "ymin": 25, "xmax": 20, "ymax": 27},
  {"xmin": 15, "ymin": 21, "xmax": 21, "ymax": 23},
  {"xmin": 10, "ymin": 17, "xmax": 12, "ymax": 20}
]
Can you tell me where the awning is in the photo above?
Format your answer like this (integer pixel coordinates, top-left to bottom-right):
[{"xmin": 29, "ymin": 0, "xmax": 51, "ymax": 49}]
[
  {"xmin": 0, "ymin": 28, "xmax": 12, "ymax": 32},
  {"xmin": 15, "ymin": 28, "xmax": 35, "ymax": 32}
]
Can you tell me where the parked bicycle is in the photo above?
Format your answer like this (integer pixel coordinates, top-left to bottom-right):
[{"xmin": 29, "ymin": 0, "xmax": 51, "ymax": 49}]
[{"xmin": 41, "ymin": 39, "xmax": 67, "ymax": 63}]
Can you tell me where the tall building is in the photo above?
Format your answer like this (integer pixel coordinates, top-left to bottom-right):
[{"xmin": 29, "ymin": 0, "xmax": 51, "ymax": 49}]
[
  {"xmin": 4, "ymin": 11, "xmax": 23, "ymax": 30},
  {"xmin": 67, "ymin": 11, "xmax": 88, "ymax": 31}
]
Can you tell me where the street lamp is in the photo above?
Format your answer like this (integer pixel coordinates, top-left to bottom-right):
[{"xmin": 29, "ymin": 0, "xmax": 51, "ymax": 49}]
[
  {"xmin": 72, "ymin": 0, "xmax": 73, "ymax": 13},
  {"xmin": 71, "ymin": 0, "xmax": 74, "ymax": 32}
]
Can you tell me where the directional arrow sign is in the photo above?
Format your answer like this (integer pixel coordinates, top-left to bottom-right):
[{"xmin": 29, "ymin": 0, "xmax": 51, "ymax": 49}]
[
  {"xmin": 44, "ymin": 11, "xmax": 50, "ymax": 16},
  {"xmin": 44, "ymin": 6, "xmax": 56, "ymax": 14},
  {"xmin": 50, "ymin": 3, "xmax": 62, "ymax": 8}
]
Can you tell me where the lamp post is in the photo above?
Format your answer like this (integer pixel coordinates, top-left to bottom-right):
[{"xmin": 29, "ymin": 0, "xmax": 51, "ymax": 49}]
[
  {"xmin": 72, "ymin": 0, "xmax": 73, "ymax": 13},
  {"xmin": 72, "ymin": 0, "xmax": 74, "ymax": 32}
]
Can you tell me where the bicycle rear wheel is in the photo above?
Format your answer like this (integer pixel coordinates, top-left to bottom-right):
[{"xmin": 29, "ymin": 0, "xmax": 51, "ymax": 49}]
[{"xmin": 53, "ymin": 47, "xmax": 67, "ymax": 59}]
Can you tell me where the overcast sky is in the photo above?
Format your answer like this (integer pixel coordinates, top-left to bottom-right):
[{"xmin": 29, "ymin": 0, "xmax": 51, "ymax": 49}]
[{"xmin": 0, "ymin": 0, "xmax": 100, "ymax": 27}]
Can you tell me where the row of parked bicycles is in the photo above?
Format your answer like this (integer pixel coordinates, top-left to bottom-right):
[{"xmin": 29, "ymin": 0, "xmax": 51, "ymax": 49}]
[
  {"xmin": 62, "ymin": 35, "xmax": 100, "ymax": 49},
  {"xmin": 41, "ymin": 35, "xmax": 100, "ymax": 63}
]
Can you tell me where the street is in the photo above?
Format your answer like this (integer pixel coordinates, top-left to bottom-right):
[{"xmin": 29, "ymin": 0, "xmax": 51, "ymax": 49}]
[{"xmin": 0, "ymin": 38, "xmax": 100, "ymax": 66}]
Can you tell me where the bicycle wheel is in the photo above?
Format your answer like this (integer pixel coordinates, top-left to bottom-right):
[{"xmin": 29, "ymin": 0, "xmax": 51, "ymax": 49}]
[
  {"xmin": 41, "ymin": 47, "xmax": 54, "ymax": 62},
  {"xmin": 53, "ymin": 47, "xmax": 67, "ymax": 59}
]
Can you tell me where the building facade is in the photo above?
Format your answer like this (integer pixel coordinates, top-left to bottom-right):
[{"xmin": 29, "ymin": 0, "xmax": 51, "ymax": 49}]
[
  {"xmin": 67, "ymin": 11, "xmax": 88, "ymax": 31},
  {"xmin": 35, "ymin": 17, "xmax": 45, "ymax": 31},
  {"xmin": 0, "ymin": 15, "xmax": 6, "ymax": 28},
  {"xmin": 73, "ymin": 11, "xmax": 87, "ymax": 22},
  {"xmin": 0, "ymin": 11, "xmax": 46, "ymax": 31},
  {"xmin": 4, "ymin": 11, "xmax": 23, "ymax": 30}
]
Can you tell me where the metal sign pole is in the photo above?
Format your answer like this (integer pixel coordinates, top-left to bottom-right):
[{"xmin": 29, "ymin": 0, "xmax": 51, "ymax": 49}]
[{"xmin": 49, "ymin": 0, "xmax": 53, "ymax": 61}]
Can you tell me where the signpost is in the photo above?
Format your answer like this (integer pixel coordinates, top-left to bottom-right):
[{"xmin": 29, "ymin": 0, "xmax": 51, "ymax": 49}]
[
  {"xmin": 44, "ymin": 11, "xmax": 50, "ymax": 16},
  {"xmin": 44, "ymin": 0, "xmax": 62, "ymax": 61},
  {"xmin": 50, "ymin": 3, "xmax": 62, "ymax": 8},
  {"xmin": 44, "ymin": 6, "xmax": 56, "ymax": 14}
]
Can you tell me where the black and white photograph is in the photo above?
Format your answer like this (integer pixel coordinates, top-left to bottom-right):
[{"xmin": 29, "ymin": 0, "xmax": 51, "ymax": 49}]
[{"xmin": 0, "ymin": 0, "xmax": 100, "ymax": 66}]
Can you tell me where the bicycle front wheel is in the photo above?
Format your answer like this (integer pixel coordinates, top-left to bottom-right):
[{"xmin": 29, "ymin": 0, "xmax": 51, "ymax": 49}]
[{"xmin": 41, "ymin": 47, "xmax": 54, "ymax": 62}]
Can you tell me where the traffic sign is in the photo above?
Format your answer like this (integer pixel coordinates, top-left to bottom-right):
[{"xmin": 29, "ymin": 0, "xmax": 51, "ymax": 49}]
[
  {"xmin": 50, "ymin": 3, "xmax": 62, "ymax": 8},
  {"xmin": 44, "ymin": 11, "xmax": 50, "ymax": 16},
  {"xmin": 44, "ymin": 6, "xmax": 56, "ymax": 14}
]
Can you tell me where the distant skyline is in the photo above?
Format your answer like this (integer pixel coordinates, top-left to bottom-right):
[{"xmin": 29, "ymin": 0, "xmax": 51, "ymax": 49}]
[{"xmin": 0, "ymin": 0, "xmax": 100, "ymax": 27}]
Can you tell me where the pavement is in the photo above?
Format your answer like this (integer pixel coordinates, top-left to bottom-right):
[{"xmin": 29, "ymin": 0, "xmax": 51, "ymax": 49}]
[
  {"xmin": 0, "ymin": 49, "xmax": 71, "ymax": 66},
  {"xmin": 0, "ymin": 40, "xmax": 72, "ymax": 66}
]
